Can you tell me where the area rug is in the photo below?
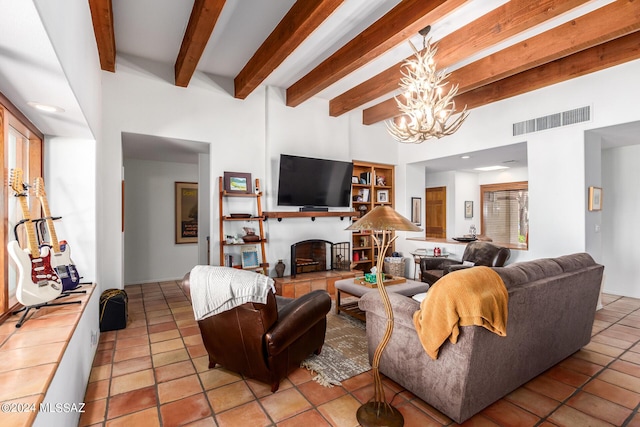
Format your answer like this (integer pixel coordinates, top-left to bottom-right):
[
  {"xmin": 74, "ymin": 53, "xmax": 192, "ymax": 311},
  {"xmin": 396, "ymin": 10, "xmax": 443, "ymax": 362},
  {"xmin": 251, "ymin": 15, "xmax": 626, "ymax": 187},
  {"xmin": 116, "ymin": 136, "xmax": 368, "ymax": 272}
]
[{"xmin": 300, "ymin": 305, "xmax": 370, "ymax": 387}]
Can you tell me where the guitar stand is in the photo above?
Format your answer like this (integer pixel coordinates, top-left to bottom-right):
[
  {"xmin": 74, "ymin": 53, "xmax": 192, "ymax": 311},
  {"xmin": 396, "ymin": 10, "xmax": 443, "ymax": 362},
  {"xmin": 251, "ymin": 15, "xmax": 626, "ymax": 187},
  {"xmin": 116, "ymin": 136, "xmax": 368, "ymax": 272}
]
[{"xmin": 12, "ymin": 294, "xmax": 81, "ymax": 328}]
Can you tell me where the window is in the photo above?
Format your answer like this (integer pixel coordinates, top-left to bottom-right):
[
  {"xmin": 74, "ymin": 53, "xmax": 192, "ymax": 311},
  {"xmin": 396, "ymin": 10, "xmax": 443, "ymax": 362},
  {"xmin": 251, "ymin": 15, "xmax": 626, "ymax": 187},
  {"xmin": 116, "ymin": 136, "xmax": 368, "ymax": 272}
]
[
  {"xmin": 480, "ymin": 181, "xmax": 528, "ymax": 249},
  {"xmin": 1, "ymin": 96, "xmax": 43, "ymax": 322}
]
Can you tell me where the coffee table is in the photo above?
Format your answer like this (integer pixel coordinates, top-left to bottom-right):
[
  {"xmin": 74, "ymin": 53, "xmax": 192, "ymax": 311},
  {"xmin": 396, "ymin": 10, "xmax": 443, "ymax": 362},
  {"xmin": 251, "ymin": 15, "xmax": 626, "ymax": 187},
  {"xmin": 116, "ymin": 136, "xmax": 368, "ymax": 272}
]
[{"xmin": 335, "ymin": 277, "xmax": 429, "ymax": 321}]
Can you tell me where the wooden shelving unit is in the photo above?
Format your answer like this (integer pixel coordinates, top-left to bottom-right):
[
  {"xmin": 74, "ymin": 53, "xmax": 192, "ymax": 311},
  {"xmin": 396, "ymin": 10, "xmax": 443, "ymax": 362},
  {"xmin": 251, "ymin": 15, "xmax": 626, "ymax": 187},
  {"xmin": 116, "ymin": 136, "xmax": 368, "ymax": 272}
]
[
  {"xmin": 219, "ymin": 177, "xmax": 269, "ymax": 275},
  {"xmin": 351, "ymin": 161, "xmax": 395, "ymax": 272}
]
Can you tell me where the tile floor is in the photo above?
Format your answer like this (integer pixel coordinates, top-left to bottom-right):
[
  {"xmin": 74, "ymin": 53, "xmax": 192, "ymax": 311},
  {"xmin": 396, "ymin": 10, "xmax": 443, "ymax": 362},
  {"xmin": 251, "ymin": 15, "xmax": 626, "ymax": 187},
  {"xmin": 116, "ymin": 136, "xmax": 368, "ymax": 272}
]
[{"xmin": 79, "ymin": 282, "xmax": 640, "ymax": 427}]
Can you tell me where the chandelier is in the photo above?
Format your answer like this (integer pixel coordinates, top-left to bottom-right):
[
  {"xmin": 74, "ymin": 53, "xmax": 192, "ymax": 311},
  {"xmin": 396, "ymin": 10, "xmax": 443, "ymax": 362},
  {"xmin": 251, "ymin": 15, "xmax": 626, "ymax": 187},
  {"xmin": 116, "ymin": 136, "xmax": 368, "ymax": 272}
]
[{"xmin": 386, "ymin": 26, "xmax": 468, "ymax": 143}]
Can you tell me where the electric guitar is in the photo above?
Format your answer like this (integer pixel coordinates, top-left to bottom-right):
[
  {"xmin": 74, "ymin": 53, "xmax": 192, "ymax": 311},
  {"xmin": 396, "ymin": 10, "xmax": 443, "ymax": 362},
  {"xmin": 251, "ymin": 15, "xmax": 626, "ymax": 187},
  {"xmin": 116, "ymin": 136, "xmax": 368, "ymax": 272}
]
[
  {"xmin": 34, "ymin": 177, "xmax": 81, "ymax": 291},
  {"xmin": 7, "ymin": 168, "xmax": 62, "ymax": 306}
]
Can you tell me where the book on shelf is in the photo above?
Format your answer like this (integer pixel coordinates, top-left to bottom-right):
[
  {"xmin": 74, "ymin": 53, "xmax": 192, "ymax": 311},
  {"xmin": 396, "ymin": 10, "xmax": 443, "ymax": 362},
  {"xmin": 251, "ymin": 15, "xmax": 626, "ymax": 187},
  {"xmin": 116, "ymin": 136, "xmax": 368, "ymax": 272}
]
[{"xmin": 359, "ymin": 171, "xmax": 371, "ymax": 185}]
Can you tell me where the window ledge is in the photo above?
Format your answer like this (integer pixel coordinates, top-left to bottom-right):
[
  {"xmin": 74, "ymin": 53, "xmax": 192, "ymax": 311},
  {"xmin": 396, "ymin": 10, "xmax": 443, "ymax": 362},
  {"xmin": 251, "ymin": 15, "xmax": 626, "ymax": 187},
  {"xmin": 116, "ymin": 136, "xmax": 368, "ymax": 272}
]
[{"xmin": 0, "ymin": 285, "xmax": 96, "ymax": 426}]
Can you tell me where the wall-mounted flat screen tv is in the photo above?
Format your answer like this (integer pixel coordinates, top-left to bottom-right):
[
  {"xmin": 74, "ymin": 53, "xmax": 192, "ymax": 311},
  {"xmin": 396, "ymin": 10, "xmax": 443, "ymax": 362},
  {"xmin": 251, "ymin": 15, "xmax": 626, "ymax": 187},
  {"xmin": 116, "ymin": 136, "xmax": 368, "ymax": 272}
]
[{"xmin": 277, "ymin": 154, "xmax": 353, "ymax": 208}]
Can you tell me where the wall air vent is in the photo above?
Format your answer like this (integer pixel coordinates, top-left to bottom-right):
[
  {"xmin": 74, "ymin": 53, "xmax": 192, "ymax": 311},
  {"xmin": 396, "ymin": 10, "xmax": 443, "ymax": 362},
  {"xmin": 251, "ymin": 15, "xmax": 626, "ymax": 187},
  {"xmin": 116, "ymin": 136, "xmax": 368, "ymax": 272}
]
[{"xmin": 513, "ymin": 106, "xmax": 591, "ymax": 136}]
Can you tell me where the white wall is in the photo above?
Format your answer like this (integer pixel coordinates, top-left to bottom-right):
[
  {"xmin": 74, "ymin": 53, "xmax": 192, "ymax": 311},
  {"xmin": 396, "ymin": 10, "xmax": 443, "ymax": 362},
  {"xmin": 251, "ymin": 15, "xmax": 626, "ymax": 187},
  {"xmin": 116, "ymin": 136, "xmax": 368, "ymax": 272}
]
[
  {"xmin": 44, "ymin": 138, "xmax": 97, "ymax": 284},
  {"xmin": 602, "ymin": 144, "xmax": 640, "ymax": 297},
  {"xmin": 394, "ymin": 59, "xmax": 640, "ymax": 268},
  {"xmin": 123, "ymin": 158, "xmax": 199, "ymax": 284},
  {"xmin": 100, "ymin": 55, "xmax": 266, "ymax": 286}
]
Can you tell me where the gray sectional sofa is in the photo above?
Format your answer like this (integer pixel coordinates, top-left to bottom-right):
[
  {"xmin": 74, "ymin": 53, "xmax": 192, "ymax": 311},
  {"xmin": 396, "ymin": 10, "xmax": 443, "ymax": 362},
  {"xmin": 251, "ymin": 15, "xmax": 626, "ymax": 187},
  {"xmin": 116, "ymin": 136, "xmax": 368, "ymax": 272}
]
[{"xmin": 358, "ymin": 253, "xmax": 604, "ymax": 423}]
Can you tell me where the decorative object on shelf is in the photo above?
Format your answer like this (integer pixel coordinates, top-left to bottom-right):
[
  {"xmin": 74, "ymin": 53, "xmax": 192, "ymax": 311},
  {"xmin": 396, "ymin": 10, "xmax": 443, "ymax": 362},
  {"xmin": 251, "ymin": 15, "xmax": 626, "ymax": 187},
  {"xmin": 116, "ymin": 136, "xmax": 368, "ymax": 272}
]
[
  {"xmin": 275, "ymin": 260, "xmax": 286, "ymax": 278},
  {"xmin": 465, "ymin": 200, "xmax": 474, "ymax": 218},
  {"xmin": 376, "ymin": 175, "xmax": 386, "ymax": 186},
  {"xmin": 377, "ymin": 189, "xmax": 389, "ymax": 203},
  {"xmin": 223, "ymin": 171, "xmax": 252, "ymax": 194},
  {"xmin": 453, "ymin": 236, "xmax": 477, "ymax": 242},
  {"xmin": 242, "ymin": 227, "xmax": 260, "ymax": 242},
  {"xmin": 175, "ymin": 182, "xmax": 198, "ymax": 244},
  {"xmin": 241, "ymin": 246, "xmax": 260, "ymax": 269},
  {"xmin": 386, "ymin": 25, "xmax": 468, "ymax": 144},
  {"xmin": 588, "ymin": 186, "xmax": 602, "ymax": 211},
  {"xmin": 411, "ymin": 197, "xmax": 421, "ymax": 225},
  {"xmin": 346, "ymin": 206, "xmax": 422, "ymax": 427}
]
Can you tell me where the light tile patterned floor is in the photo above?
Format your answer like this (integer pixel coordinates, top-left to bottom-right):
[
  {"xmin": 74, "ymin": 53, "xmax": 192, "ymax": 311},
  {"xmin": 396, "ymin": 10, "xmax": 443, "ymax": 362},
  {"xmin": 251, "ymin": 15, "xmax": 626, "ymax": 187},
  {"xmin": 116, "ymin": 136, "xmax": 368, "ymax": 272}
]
[{"xmin": 79, "ymin": 283, "xmax": 640, "ymax": 426}]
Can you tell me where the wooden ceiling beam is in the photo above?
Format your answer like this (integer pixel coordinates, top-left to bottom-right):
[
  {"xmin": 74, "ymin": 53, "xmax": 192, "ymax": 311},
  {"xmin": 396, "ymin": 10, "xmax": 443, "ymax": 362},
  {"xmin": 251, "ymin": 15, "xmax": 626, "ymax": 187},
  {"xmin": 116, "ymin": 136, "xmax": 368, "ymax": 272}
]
[
  {"xmin": 455, "ymin": 31, "xmax": 640, "ymax": 111},
  {"xmin": 88, "ymin": 0, "xmax": 116, "ymax": 72},
  {"xmin": 330, "ymin": 0, "xmax": 588, "ymax": 117},
  {"xmin": 363, "ymin": 0, "xmax": 640, "ymax": 125},
  {"xmin": 175, "ymin": 0, "xmax": 226, "ymax": 88},
  {"xmin": 285, "ymin": 0, "xmax": 467, "ymax": 108},
  {"xmin": 234, "ymin": 0, "xmax": 345, "ymax": 100}
]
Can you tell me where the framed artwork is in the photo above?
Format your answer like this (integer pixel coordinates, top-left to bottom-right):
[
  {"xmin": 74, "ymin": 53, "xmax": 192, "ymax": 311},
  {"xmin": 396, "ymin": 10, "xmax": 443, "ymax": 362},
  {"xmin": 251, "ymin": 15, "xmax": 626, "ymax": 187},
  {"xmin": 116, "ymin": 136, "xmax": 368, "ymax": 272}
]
[
  {"xmin": 464, "ymin": 200, "xmax": 473, "ymax": 218},
  {"xmin": 352, "ymin": 176, "xmax": 360, "ymax": 184},
  {"xmin": 377, "ymin": 189, "xmax": 389, "ymax": 203},
  {"xmin": 589, "ymin": 186, "xmax": 602, "ymax": 211},
  {"xmin": 411, "ymin": 197, "xmax": 421, "ymax": 225},
  {"xmin": 223, "ymin": 171, "xmax": 252, "ymax": 194},
  {"xmin": 241, "ymin": 246, "xmax": 260, "ymax": 269},
  {"xmin": 175, "ymin": 182, "xmax": 198, "ymax": 244}
]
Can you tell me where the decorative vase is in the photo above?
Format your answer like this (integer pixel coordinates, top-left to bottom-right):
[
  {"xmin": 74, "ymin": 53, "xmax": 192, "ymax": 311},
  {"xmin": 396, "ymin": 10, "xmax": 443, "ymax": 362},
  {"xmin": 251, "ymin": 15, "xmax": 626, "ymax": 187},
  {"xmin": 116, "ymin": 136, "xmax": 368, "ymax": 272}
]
[{"xmin": 275, "ymin": 260, "xmax": 285, "ymax": 278}]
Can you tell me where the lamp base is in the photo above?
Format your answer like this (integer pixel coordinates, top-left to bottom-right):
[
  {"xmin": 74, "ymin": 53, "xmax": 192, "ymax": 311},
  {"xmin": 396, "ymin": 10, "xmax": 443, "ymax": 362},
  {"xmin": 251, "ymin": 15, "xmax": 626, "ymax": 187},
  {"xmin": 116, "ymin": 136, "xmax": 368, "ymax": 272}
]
[{"xmin": 356, "ymin": 402, "xmax": 404, "ymax": 427}]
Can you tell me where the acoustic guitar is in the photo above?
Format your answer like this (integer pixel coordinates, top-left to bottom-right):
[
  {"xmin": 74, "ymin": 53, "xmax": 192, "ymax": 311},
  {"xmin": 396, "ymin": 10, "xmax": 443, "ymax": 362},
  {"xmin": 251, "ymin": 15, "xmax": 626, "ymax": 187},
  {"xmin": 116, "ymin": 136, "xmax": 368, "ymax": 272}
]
[
  {"xmin": 34, "ymin": 177, "xmax": 80, "ymax": 291},
  {"xmin": 7, "ymin": 168, "xmax": 62, "ymax": 306}
]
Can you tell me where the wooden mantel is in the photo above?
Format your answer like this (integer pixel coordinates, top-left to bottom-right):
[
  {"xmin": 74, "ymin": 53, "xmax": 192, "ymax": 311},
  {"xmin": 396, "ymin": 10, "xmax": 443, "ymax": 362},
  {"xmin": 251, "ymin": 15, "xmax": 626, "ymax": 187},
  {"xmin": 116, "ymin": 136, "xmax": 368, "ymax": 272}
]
[{"xmin": 263, "ymin": 211, "xmax": 357, "ymax": 221}]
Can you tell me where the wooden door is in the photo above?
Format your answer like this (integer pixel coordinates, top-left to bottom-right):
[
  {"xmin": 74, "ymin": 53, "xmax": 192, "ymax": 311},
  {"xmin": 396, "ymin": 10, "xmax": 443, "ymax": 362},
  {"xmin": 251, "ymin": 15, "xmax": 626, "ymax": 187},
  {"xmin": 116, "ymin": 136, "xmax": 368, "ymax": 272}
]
[{"xmin": 425, "ymin": 187, "xmax": 446, "ymax": 238}]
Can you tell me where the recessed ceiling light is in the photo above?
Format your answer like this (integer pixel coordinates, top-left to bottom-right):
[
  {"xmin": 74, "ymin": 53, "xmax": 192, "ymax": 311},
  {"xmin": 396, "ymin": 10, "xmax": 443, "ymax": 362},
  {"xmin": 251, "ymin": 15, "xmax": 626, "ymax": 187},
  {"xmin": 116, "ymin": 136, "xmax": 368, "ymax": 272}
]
[
  {"xmin": 461, "ymin": 155, "xmax": 471, "ymax": 159},
  {"xmin": 474, "ymin": 165, "xmax": 510, "ymax": 171},
  {"xmin": 27, "ymin": 102, "xmax": 65, "ymax": 113}
]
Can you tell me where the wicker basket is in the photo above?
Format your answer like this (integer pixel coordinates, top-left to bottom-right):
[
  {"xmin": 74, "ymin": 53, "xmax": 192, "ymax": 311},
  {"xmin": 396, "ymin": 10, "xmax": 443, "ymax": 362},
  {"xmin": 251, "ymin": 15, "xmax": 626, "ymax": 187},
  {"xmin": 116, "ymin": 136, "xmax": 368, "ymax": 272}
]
[{"xmin": 383, "ymin": 257, "xmax": 406, "ymax": 278}]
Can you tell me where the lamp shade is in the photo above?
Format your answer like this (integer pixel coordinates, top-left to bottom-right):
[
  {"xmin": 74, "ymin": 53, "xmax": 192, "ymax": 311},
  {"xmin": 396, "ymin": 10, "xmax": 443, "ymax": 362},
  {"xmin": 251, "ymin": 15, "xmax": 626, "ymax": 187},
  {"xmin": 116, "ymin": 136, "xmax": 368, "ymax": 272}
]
[{"xmin": 346, "ymin": 206, "xmax": 422, "ymax": 232}]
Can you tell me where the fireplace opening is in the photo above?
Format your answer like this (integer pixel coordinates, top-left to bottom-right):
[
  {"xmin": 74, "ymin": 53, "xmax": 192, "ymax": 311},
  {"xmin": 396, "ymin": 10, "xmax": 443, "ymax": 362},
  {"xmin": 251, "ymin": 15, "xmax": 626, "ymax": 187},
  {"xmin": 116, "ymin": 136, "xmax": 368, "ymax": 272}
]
[{"xmin": 290, "ymin": 239, "xmax": 350, "ymax": 277}]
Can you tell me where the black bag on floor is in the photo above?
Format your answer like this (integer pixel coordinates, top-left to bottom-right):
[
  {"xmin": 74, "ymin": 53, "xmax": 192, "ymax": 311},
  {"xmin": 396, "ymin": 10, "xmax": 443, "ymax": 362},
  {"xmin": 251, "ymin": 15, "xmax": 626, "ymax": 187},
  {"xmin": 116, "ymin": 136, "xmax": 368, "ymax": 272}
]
[{"xmin": 99, "ymin": 289, "xmax": 128, "ymax": 332}]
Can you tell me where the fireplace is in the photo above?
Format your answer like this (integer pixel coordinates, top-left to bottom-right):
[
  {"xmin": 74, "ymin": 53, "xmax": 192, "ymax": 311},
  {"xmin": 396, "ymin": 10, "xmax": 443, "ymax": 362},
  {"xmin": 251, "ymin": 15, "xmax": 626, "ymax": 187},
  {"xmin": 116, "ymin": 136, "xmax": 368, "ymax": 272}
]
[{"xmin": 290, "ymin": 239, "xmax": 350, "ymax": 277}]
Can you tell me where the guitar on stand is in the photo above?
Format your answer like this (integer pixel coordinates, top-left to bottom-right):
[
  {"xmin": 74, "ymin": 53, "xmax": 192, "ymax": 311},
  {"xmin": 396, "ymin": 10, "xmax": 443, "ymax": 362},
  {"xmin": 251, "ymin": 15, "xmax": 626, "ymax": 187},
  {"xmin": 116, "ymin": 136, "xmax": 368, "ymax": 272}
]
[
  {"xmin": 7, "ymin": 169, "xmax": 79, "ymax": 328},
  {"xmin": 34, "ymin": 177, "xmax": 81, "ymax": 291}
]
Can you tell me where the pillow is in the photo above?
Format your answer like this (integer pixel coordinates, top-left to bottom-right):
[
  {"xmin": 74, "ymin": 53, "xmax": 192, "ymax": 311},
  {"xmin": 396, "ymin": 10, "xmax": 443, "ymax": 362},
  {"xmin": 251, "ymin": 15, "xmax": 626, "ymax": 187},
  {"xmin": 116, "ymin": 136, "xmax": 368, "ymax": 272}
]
[
  {"xmin": 462, "ymin": 261, "xmax": 475, "ymax": 267},
  {"xmin": 412, "ymin": 292, "xmax": 427, "ymax": 303}
]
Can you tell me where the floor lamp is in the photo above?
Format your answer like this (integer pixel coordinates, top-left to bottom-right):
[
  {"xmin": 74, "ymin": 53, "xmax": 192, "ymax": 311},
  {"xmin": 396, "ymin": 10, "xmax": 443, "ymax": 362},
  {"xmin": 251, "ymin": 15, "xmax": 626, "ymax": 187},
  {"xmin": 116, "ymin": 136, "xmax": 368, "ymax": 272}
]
[{"xmin": 346, "ymin": 206, "xmax": 422, "ymax": 426}]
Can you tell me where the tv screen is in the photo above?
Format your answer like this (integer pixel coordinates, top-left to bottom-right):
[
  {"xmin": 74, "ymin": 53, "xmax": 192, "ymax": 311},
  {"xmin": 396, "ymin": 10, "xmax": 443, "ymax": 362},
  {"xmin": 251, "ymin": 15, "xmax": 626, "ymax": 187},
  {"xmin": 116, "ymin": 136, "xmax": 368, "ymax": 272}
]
[{"xmin": 277, "ymin": 154, "xmax": 353, "ymax": 208}]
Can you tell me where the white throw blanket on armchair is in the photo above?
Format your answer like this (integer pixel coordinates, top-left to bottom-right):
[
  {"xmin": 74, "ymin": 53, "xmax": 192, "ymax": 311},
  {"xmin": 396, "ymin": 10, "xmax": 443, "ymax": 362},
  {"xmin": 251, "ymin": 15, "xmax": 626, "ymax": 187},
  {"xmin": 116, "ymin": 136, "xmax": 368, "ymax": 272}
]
[{"xmin": 189, "ymin": 265, "xmax": 275, "ymax": 321}]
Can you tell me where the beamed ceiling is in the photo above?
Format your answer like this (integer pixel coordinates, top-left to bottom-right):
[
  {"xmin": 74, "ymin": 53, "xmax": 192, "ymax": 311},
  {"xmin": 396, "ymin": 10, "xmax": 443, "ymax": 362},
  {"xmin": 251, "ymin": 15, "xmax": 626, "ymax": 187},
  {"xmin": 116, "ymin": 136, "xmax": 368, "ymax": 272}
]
[{"xmin": 89, "ymin": 0, "xmax": 640, "ymax": 126}]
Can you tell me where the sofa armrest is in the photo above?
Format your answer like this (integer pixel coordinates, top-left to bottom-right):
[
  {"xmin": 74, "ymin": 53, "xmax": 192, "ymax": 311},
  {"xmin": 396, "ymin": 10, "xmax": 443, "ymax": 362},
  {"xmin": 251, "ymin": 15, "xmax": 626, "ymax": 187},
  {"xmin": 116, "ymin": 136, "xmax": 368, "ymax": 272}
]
[
  {"xmin": 266, "ymin": 290, "xmax": 331, "ymax": 355},
  {"xmin": 445, "ymin": 264, "xmax": 474, "ymax": 274},
  {"xmin": 358, "ymin": 292, "xmax": 420, "ymax": 329},
  {"xmin": 420, "ymin": 257, "xmax": 460, "ymax": 271}
]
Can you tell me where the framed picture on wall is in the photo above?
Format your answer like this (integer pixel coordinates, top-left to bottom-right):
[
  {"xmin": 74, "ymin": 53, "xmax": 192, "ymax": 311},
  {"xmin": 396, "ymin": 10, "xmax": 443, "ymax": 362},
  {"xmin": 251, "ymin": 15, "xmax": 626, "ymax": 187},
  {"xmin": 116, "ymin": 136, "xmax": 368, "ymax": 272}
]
[
  {"xmin": 411, "ymin": 197, "xmax": 421, "ymax": 225},
  {"xmin": 588, "ymin": 186, "xmax": 603, "ymax": 211},
  {"xmin": 465, "ymin": 200, "xmax": 473, "ymax": 218},
  {"xmin": 175, "ymin": 182, "xmax": 198, "ymax": 244}
]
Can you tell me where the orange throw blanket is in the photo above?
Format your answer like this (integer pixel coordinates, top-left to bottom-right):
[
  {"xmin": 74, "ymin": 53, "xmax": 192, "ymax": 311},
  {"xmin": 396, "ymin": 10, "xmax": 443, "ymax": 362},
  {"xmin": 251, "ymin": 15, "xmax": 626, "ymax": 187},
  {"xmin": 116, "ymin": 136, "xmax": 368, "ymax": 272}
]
[{"xmin": 413, "ymin": 266, "xmax": 508, "ymax": 360}]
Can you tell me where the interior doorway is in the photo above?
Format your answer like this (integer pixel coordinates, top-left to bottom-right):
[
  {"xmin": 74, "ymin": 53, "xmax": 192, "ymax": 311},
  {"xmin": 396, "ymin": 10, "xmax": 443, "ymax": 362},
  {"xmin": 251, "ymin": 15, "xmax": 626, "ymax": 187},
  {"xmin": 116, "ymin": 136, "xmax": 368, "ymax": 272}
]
[{"xmin": 425, "ymin": 186, "xmax": 446, "ymax": 238}]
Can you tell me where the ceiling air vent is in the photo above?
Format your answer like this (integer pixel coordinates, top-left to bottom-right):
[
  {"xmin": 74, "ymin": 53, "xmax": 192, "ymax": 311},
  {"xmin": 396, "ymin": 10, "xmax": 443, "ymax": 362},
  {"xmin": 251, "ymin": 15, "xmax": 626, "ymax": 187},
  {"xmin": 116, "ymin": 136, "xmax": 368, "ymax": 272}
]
[{"xmin": 513, "ymin": 106, "xmax": 591, "ymax": 136}]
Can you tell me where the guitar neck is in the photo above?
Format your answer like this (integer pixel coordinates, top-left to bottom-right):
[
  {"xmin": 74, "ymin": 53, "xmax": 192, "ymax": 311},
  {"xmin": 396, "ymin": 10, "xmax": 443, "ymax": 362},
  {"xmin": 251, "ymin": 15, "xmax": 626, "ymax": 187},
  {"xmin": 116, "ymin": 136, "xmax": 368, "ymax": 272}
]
[
  {"xmin": 17, "ymin": 195, "xmax": 40, "ymax": 259},
  {"xmin": 38, "ymin": 194, "xmax": 60, "ymax": 253}
]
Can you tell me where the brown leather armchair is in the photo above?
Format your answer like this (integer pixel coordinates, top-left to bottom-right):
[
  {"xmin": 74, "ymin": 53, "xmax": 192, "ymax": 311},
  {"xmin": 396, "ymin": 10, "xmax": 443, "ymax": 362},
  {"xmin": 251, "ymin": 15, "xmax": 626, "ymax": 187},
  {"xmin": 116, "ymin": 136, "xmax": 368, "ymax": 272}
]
[
  {"xmin": 180, "ymin": 273, "xmax": 331, "ymax": 392},
  {"xmin": 420, "ymin": 241, "xmax": 511, "ymax": 285}
]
